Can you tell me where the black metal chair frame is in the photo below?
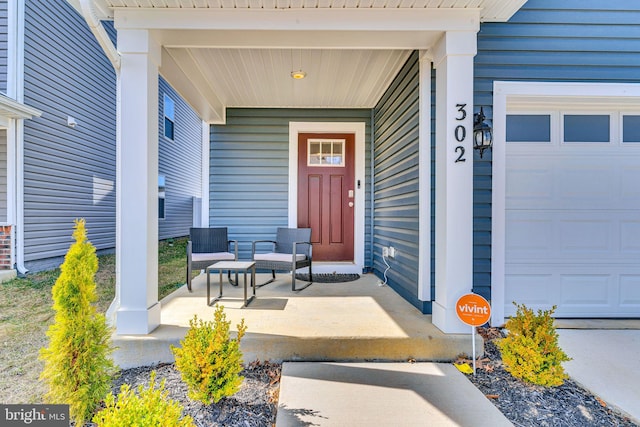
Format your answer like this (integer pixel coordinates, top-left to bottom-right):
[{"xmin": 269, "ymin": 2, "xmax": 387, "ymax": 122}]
[
  {"xmin": 187, "ymin": 227, "xmax": 238, "ymax": 292},
  {"xmin": 252, "ymin": 227, "xmax": 313, "ymax": 291}
]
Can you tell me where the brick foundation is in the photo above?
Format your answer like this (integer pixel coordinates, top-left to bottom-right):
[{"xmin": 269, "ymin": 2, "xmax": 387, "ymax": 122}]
[{"xmin": 0, "ymin": 226, "xmax": 12, "ymax": 270}]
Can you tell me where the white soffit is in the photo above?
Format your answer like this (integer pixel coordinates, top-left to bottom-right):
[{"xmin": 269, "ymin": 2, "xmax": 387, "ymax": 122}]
[{"xmin": 71, "ymin": 0, "xmax": 526, "ymax": 122}]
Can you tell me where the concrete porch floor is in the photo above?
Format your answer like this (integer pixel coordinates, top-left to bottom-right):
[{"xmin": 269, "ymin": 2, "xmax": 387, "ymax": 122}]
[{"xmin": 113, "ymin": 272, "xmax": 481, "ymax": 369}]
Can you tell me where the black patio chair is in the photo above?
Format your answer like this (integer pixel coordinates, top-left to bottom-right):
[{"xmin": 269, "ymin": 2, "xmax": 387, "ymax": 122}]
[
  {"xmin": 186, "ymin": 227, "xmax": 238, "ymax": 291},
  {"xmin": 251, "ymin": 227, "xmax": 313, "ymax": 291}
]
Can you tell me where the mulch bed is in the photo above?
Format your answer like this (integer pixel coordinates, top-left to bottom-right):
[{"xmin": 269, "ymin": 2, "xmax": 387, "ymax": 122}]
[
  {"xmin": 108, "ymin": 361, "xmax": 281, "ymax": 427},
  {"xmin": 462, "ymin": 328, "xmax": 638, "ymax": 427}
]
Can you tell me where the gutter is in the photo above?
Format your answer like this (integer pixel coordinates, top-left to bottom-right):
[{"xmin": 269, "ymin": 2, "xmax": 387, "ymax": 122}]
[{"xmin": 79, "ymin": 0, "xmax": 121, "ymax": 72}]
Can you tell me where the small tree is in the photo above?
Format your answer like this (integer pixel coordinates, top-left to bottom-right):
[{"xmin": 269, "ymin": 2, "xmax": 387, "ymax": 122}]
[
  {"xmin": 172, "ymin": 306, "xmax": 247, "ymax": 404},
  {"xmin": 93, "ymin": 372, "xmax": 195, "ymax": 427},
  {"xmin": 40, "ymin": 219, "xmax": 116, "ymax": 424},
  {"xmin": 498, "ymin": 303, "xmax": 571, "ymax": 387}
]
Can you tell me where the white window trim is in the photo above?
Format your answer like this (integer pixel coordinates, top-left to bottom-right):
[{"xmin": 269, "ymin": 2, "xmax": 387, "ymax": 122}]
[
  {"xmin": 163, "ymin": 94, "xmax": 175, "ymax": 141},
  {"xmin": 288, "ymin": 122, "xmax": 365, "ymax": 273},
  {"xmin": 492, "ymin": 81, "xmax": 640, "ymax": 326}
]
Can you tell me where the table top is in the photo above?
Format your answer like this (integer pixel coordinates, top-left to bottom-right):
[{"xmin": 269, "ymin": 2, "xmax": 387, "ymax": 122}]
[{"xmin": 207, "ymin": 261, "xmax": 255, "ymax": 270}]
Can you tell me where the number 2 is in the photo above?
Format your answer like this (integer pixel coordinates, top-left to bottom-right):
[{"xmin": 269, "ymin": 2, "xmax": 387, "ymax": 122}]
[{"xmin": 455, "ymin": 146, "xmax": 466, "ymax": 163}]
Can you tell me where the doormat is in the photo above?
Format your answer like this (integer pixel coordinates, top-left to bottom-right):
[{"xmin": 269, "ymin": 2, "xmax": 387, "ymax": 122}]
[{"xmin": 295, "ymin": 273, "xmax": 361, "ymax": 283}]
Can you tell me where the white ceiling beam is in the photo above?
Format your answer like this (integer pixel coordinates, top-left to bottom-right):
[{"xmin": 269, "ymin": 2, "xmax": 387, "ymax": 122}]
[
  {"xmin": 114, "ymin": 8, "xmax": 480, "ymax": 32},
  {"xmin": 160, "ymin": 48, "xmax": 226, "ymax": 124},
  {"xmin": 155, "ymin": 29, "xmax": 442, "ymax": 50}
]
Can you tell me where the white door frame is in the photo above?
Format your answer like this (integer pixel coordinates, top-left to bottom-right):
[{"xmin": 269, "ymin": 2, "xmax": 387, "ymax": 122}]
[
  {"xmin": 288, "ymin": 121, "xmax": 365, "ymax": 274},
  {"xmin": 491, "ymin": 81, "xmax": 640, "ymax": 326}
]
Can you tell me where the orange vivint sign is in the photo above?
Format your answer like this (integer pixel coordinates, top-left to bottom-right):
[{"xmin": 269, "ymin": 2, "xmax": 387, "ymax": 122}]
[{"xmin": 456, "ymin": 293, "xmax": 491, "ymax": 327}]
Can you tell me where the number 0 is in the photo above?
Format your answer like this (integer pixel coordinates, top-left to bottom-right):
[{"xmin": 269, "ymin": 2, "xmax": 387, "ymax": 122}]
[{"xmin": 455, "ymin": 125, "xmax": 466, "ymax": 142}]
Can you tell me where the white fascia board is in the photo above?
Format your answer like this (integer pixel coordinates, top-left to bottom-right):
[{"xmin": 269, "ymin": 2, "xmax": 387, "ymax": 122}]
[
  {"xmin": 0, "ymin": 95, "xmax": 42, "ymax": 120},
  {"xmin": 158, "ymin": 29, "xmax": 443, "ymax": 50},
  {"xmin": 160, "ymin": 49, "xmax": 225, "ymax": 124},
  {"xmin": 66, "ymin": 0, "xmax": 112, "ymax": 20},
  {"xmin": 114, "ymin": 8, "xmax": 480, "ymax": 32}
]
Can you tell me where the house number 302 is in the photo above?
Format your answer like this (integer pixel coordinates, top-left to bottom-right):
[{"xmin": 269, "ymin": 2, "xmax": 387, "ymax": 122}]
[{"xmin": 454, "ymin": 103, "xmax": 467, "ymax": 163}]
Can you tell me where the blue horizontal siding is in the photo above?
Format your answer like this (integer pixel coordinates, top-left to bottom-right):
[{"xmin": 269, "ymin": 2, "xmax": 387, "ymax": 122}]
[
  {"xmin": 473, "ymin": 0, "xmax": 640, "ymax": 301},
  {"xmin": 158, "ymin": 77, "xmax": 202, "ymax": 240},
  {"xmin": 209, "ymin": 108, "xmax": 372, "ymax": 262},
  {"xmin": 22, "ymin": 0, "xmax": 117, "ymax": 263},
  {"xmin": 373, "ymin": 51, "xmax": 429, "ymax": 313},
  {"xmin": 0, "ymin": 0, "xmax": 7, "ymax": 94}
]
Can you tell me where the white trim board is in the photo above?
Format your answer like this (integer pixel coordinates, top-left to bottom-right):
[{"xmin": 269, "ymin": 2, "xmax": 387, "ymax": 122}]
[
  {"xmin": 288, "ymin": 121, "xmax": 366, "ymax": 274},
  {"xmin": 491, "ymin": 81, "xmax": 640, "ymax": 326}
]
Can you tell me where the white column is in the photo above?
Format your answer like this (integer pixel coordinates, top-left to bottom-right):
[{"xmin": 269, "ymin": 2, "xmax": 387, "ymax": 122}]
[
  {"xmin": 418, "ymin": 51, "xmax": 431, "ymax": 301},
  {"xmin": 115, "ymin": 29, "xmax": 161, "ymax": 334},
  {"xmin": 432, "ymin": 31, "xmax": 477, "ymax": 333}
]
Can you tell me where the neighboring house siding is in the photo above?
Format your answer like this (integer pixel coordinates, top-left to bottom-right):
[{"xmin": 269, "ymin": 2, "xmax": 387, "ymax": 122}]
[
  {"xmin": 0, "ymin": 129, "xmax": 6, "ymax": 220},
  {"xmin": 0, "ymin": 0, "xmax": 7, "ymax": 94},
  {"xmin": 210, "ymin": 108, "xmax": 372, "ymax": 263},
  {"xmin": 22, "ymin": 0, "xmax": 116, "ymax": 264},
  {"xmin": 473, "ymin": 0, "xmax": 640, "ymax": 301},
  {"xmin": 158, "ymin": 76, "xmax": 202, "ymax": 240},
  {"xmin": 373, "ymin": 51, "xmax": 427, "ymax": 312}
]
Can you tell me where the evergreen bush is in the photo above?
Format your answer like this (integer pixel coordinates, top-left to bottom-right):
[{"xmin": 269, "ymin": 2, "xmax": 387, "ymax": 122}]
[
  {"xmin": 39, "ymin": 219, "xmax": 116, "ymax": 424},
  {"xmin": 171, "ymin": 306, "xmax": 247, "ymax": 404},
  {"xmin": 93, "ymin": 371, "xmax": 195, "ymax": 427},
  {"xmin": 498, "ymin": 303, "xmax": 571, "ymax": 387}
]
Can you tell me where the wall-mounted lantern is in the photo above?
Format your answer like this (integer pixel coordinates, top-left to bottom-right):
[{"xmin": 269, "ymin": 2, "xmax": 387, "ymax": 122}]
[{"xmin": 473, "ymin": 107, "xmax": 492, "ymax": 158}]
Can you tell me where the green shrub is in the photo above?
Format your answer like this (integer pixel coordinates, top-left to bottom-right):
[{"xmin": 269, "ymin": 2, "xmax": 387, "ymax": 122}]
[
  {"xmin": 171, "ymin": 306, "xmax": 247, "ymax": 404},
  {"xmin": 39, "ymin": 219, "xmax": 116, "ymax": 424},
  {"xmin": 497, "ymin": 303, "xmax": 571, "ymax": 387},
  {"xmin": 93, "ymin": 371, "xmax": 195, "ymax": 427}
]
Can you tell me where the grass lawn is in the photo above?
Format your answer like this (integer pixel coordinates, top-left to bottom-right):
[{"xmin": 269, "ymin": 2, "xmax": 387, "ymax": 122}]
[{"xmin": 0, "ymin": 237, "xmax": 190, "ymax": 404}]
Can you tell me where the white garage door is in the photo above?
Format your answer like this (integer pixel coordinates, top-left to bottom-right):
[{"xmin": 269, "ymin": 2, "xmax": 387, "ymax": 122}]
[{"xmin": 505, "ymin": 111, "xmax": 640, "ymax": 317}]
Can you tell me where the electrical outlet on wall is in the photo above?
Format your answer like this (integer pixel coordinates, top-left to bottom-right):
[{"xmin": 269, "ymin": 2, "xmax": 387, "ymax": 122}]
[
  {"xmin": 389, "ymin": 246, "xmax": 396, "ymax": 258},
  {"xmin": 382, "ymin": 247, "xmax": 389, "ymax": 257}
]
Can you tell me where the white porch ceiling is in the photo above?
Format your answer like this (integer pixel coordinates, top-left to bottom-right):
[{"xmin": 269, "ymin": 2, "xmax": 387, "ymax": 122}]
[{"xmin": 70, "ymin": 0, "xmax": 527, "ymax": 123}]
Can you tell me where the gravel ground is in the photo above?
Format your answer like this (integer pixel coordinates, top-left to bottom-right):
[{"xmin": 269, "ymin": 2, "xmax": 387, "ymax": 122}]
[
  {"xmin": 464, "ymin": 328, "xmax": 638, "ymax": 427},
  {"xmin": 110, "ymin": 361, "xmax": 280, "ymax": 427}
]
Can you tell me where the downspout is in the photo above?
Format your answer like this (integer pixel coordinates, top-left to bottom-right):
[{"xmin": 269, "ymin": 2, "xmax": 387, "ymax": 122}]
[
  {"xmin": 78, "ymin": 0, "xmax": 121, "ymax": 72},
  {"xmin": 369, "ymin": 109, "xmax": 375, "ymax": 271}
]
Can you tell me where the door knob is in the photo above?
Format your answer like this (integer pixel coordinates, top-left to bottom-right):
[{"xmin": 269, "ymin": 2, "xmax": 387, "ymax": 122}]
[{"xmin": 348, "ymin": 202, "xmax": 354, "ymax": 207}]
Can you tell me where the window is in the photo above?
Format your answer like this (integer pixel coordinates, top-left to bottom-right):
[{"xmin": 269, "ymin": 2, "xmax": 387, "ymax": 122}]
[
  {"xmin": 563, "ymin": 114, "xmax": 610, "ymax": 143},
  {"xmin": 506, "ymin": 115, "xmax": 551, "ymax": 142},
  {"xmin": 158, "ymin": 175, "xmax": 166, "ymax": 220},
  {"xmin": 623, "ymin": 115, "xmax": 640, "ymax": 143},
  {"xmin": 308, "ymin": 139, "xmax": 345, "ymax": 166},
  {"xmin": 163, "ymin": 94, "xmax": 175, "ymax": 140}
]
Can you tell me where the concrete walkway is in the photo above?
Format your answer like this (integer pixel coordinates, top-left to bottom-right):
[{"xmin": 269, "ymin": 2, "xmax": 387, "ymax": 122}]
[
  {"xmin": 276, "ymin": 362, "xmax": 512, "ymax": 427},
  {"xmin": 558, "ymin": 329, "xmax": 640, "ymax": 424}
]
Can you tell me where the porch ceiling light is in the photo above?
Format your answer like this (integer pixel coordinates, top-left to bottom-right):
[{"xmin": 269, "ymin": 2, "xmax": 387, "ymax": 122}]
[
  {"xmin": 473, "ymin": 107, "xmax": 493, "ymax": 159},
  {"xmin": 290, "ymin": 70, "xmax": 307, "ymax": 80}
]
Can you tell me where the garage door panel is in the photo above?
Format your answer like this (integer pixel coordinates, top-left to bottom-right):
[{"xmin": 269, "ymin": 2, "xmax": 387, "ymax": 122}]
[
  {"xmin": 559, "ymin": 274, "xmax": 612, "ymax": 307},
  {"xmin": 506, "ymin": 158, "xmax": 554, "ymax": 207},
  {"xmin": 505, "ymin": 213, "xmax": 554, "ymax": 256},
  {"xmin": 505, "ymin": 264, "xmax": 640, "ymax": 317},
  {"xmin": 507, "ymin": 154, "xmax": 639, "ymax": 210},
  {"xmin": 506, "ymin": 211, "xmax": 634, "ymax": 262},
  {"xmin": 559, "ymin": 219, "xmax": 613, "ymax": 254},
  {"xmin": 620, "ymin": 275, "xmax": 640, "ymax": 308},
  {"xmin": 504, "ymin": 273, "xmax": 556, "ymax": 310},
  {"xmin": 618, "ymin": 163, "xmax": 640, "ymax": 209},
  {"xmin": 620, "ymin": 220, "xmax": 640, "ymax": 253},
  {"xmin": 557, "ymin": 163, "xmax": 613, "ymax": 208}
]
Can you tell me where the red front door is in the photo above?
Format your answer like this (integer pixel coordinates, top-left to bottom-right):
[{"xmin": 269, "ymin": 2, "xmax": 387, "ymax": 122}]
[{"xmin": 298, "ymin": 133, "xmax": 355, "ymax": 261}]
